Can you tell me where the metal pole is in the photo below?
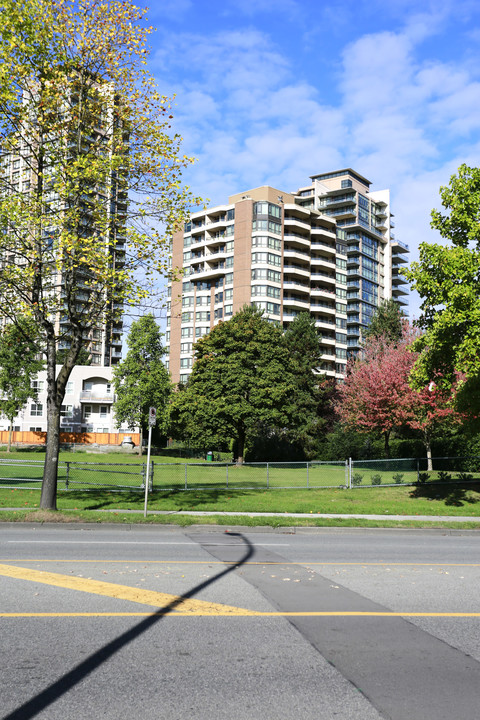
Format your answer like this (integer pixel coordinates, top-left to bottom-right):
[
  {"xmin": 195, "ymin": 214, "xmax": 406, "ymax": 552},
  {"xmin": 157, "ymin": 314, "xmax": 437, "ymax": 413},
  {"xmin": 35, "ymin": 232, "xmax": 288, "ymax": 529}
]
[
  {"xmin": 267, "ymin": 462, "xmax": 269, "ymax": 489},
  {"xmin": 306, "ymin": 462, "xmax": 309, "ymax": 489},
  {"xmin": 226, "ymin": 463, "xmax": 229, "ymax": 489},
  {"xmin": 185, "ymin": 463, "xmax": 188, "ymax": 490},
  {"xmin": 348, "ymin": 458, "xmax": 352, "ymax": 489},
  {"xmin": 65, "ymin": 461, "xmax": 69, "ymax": 490},
  {"xmin": 143, "ymin": 425, "xmax": 153, "ymax": 518}
]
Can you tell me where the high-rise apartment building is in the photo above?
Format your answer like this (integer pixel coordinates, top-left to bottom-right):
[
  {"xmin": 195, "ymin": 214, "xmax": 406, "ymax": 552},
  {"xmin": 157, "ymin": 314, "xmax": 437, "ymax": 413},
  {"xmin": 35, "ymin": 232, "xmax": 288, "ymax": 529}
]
[
  {"xmin": 0, "ymin": 80, "xmax": 125, "ymax": 367},
  {"xmin": 166, "ymin": 169, "xmax": 408, "ymax": 385}
]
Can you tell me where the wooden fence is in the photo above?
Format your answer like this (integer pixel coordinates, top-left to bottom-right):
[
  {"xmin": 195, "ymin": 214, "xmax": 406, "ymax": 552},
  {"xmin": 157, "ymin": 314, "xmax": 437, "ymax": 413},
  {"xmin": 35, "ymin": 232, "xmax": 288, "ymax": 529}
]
[{"xmin": 0, "ymin": 431, "xmax": 141, "ymax": 446}]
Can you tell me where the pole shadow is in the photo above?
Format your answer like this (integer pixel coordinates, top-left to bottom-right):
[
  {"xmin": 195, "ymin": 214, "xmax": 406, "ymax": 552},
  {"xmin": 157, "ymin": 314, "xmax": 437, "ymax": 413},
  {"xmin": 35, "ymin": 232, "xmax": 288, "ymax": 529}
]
[{"xmin": 3, "ymin": 532, "xmax": 254, "ymax": 720}]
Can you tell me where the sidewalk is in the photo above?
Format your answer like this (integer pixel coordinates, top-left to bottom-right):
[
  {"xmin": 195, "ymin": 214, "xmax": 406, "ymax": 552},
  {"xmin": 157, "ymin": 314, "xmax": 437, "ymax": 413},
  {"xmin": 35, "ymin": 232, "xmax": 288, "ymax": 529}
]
[
  {"xmin": 82, "ymin": 509, "xmax": 480, "ymax": 523},
  {"xmin": 2, "ymin": 508, "xmax": 480, "ymax": 524}
]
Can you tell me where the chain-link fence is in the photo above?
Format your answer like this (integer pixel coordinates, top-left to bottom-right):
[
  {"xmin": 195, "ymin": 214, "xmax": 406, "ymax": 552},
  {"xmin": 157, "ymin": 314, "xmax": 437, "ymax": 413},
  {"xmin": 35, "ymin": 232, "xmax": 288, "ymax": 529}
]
[
  {"xmin": 151, "ymin": 460, "xmax": 348, "ymax": 490},
  {"xmin": 1, "ymin": 456, "xmax": 478, "ymax": 492},
  {"xmin": 350, "ymin": 457, "xmax": 480, "ymax": 487},
  {"xmin": 0, "ymin": 459, "xmax": 149, "ymax": 491}
]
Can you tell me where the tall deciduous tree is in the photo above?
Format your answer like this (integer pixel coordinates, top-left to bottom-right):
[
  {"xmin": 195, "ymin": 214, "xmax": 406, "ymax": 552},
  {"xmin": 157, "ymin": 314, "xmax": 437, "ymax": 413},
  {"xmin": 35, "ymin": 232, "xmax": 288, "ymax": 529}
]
[
  {"xmin": 0, "ymin": 1, "xmax": 200, "ymax": 508},
  {"xmin": 0, "ymin": 318, "xmax": 44, "ymax": 451},
  {"xmin": 404, "ymin": 165, "xmax": 480, "ymax": 417},
  {"xmin": 113, "ymin": 314, "xmax": 171, "ymax": 453},
  {"xmin": 336, "ymin": 325, "xmax": 460, "ymax": 462},
  {"xmin": 169, "ymin": 306, "xmax": 298, "ymax": 463}
]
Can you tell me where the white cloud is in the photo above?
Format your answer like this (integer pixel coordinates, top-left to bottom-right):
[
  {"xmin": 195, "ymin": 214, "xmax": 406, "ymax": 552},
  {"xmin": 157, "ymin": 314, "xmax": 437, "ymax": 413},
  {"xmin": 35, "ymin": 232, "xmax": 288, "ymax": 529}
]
[{"xmin": 153, "ymin": 6, "xmax": 480, "ymax": 317}]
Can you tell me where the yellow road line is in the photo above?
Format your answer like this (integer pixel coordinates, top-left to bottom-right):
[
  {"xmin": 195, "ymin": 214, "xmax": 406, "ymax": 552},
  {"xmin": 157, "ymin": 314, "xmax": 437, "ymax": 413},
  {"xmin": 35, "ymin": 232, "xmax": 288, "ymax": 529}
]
[
  {"xmin": 0, "ymin": 563, "xmax": 255, "ymax": 616},
  {"xmin": 1, "ymin": 611, "xmax": 480, "ymax": 618}
]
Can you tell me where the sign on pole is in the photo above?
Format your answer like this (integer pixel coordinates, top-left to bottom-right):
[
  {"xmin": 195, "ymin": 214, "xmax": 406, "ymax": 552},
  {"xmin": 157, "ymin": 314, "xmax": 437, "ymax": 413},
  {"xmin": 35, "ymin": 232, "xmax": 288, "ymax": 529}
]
[{"xmin": 144, "ymin": 408, "xmax": 156, "ymax": 517}]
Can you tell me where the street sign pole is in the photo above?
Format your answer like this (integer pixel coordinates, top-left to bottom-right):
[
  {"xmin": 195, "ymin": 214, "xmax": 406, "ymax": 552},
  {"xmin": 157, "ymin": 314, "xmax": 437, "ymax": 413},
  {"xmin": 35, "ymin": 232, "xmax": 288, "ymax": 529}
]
[{"xmin": 144, "ymin": 407, "xmax": 156, "ymax": 518}]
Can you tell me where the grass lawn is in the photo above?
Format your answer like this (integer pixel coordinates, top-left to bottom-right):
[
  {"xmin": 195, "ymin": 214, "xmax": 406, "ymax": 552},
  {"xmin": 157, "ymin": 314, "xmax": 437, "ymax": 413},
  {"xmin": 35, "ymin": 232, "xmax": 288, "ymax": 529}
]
[{"xmin": 0, "ymin": 449, "xmax": 480, "ymax": 528}]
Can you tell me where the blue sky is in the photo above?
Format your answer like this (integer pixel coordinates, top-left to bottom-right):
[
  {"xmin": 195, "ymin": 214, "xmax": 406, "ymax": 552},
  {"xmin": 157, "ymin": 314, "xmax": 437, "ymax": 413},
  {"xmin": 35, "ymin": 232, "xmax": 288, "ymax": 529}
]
[{"xmin": 142, "ymin": 0, "xmax": 480, "ymax": 317}]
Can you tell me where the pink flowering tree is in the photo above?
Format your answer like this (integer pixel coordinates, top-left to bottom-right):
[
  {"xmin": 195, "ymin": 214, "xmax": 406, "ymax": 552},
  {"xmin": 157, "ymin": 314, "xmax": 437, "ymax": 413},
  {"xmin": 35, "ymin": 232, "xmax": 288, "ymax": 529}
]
[{"xmin": 337, "ymin": 325, "xmax": 461, "ymax": 461}]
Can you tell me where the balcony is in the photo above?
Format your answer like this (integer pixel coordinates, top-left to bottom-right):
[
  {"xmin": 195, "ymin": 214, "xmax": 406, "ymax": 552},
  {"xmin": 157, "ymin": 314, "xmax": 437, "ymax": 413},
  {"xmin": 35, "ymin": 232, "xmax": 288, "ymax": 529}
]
[{"xmin": 79, "ymin": 391, "xmax": 114, "ymax": 403}]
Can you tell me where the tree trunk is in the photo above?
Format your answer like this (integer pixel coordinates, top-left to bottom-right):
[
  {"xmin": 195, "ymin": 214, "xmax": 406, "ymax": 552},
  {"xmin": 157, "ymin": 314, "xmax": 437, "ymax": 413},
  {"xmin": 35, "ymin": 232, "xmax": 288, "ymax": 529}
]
[
  {"xmin": 425, "ymin": 433, "xmax": 433, "ymax": 472},
  {"xmin": 40, "ymin": 330, "xmax": 81, "ymax": 510},
  {"xmin": 40, "ymin": 399, "xmax": 60, "ymax": 510},
  {"xmin": 383, "ymin": 430, "xmax": 391, "ymax": 459},
  {"xmin": 236, "ymin": 426, "xmax": 246, "ymax": 465}
]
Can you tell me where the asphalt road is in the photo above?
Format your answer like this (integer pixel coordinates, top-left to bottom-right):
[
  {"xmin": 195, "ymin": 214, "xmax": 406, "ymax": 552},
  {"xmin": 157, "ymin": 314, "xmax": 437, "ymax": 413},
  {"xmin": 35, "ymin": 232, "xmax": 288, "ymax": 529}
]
[{"xmin": 1, "ymin": 524, "xmax": 479, "ymax": 720}]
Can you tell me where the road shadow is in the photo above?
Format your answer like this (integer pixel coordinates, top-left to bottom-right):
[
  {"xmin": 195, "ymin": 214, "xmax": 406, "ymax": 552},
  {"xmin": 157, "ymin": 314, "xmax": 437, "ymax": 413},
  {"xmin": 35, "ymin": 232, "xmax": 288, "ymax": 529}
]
[
  {"xmin": 409, "ymin": 481, "xmax": 480, "ymax": 507},
  {"xmin": 3, "ymin": 532, "xmax": 254, "ymax": 720}
]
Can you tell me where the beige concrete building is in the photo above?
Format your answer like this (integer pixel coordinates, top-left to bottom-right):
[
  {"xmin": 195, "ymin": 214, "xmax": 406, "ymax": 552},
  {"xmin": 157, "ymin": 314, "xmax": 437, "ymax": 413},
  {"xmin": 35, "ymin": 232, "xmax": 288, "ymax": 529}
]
[{"xmin": 166, "ymin": 169, "xmax": 408, "ymax": 385}]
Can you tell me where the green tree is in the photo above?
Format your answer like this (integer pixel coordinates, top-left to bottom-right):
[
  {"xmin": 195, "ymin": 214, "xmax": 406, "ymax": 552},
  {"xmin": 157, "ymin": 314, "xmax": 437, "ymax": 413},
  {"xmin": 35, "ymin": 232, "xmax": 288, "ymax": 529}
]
[
  {"xmin": 0, "ymin": 318, "xmax": 44, "ymax": 451},
  {"xmin": 404, "ymin": 165, "xmax": 480, "ymax": 415},
  {"xmin": 0, "ymin": 0, "xmax": 200, "ymax": 508},
  {"xmin": 113, "ymin": 315, "xmax": 171, "ymax": 454},
  {"xmin": 363, "ymin": 298, "xmax": 405, "ymax": 344},
  {"xmin": 283, "ymin": 312, "xmax": 336, "ymax": 458},
  {"xmin": 169, "ymin": 306, "xmax": 298, "ymax": 463}
]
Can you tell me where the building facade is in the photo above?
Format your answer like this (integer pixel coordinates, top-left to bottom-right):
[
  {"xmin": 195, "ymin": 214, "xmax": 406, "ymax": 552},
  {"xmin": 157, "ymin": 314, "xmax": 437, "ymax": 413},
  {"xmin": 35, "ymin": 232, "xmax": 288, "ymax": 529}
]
[
  {"xmin": 166, "ymin": 169, "xmax": 409, "ymax": 385},
  {"xmin": 0, "ymin": 365, "xmax": 121, "ymax": 435}
]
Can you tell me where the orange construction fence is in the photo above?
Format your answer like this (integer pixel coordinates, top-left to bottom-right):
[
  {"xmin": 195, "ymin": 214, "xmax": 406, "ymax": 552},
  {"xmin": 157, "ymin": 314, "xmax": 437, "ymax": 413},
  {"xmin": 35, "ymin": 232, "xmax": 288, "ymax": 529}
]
[{"xmin": 0, "ymin": 431, "xmax": 141, "ymax": 446}]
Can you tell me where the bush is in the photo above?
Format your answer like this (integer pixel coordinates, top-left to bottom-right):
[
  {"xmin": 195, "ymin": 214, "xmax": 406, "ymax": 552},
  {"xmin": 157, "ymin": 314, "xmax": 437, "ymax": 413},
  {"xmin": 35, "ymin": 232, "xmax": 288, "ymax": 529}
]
[
  {"xmin": 456, "ymin": 472, "xmax": 474, "ymax": 482},
  {"xmin": 371, "ymin": 473, "xmax": 382, "ymax": 485},
  {"xmin": 418, "ymin": 472, "xmax": 430, "ymax": 483},
  {"xmin": 437, "ymin": 470, "xmax": 452, "ymax": 482},
  {"xmin": 352, "ymin": 472, "xmax": 363, "ymax": 486},
  {"xmin": 392, "ymin": 473, "xmax": 404, "ymax": 484}
]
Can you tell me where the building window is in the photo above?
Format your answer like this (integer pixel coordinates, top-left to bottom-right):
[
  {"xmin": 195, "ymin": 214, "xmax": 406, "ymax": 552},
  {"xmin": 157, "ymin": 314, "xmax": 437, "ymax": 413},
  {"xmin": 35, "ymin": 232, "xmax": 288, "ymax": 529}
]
[
  {"xmin": 224, "ymin": 305, "xmax": 233, "ymax": 316},
  {"xmin": 195, "ymin": 311, "xmax": 210, "ymax": 322},
  {"xmin": 180, "ymin": 342, "xmax": 193, "ymax": 353},
  {"xmin": 30, "ymin": 403, "xmax": 43, "ymax": 417},
  {"xmin": 341, "ymin": 179, "xmax": 353, "ymax": 188},
  {"xmin": 100, "ymin": 406, "xmax": 109, "ymax": 418},
  {"xmin": 83, "ymin": 405, "xmax": 92, "ymax": 419},
  {"xmin": 181, "ymin": 327, "xmax": 192, "ymax": 338},
  {"xmin": 180, "ymin": 358, "xmax": 193, "ymax": 369},
  {"xmin": 31, "ymin": 380, "xmax": 44, "ymax": 392},
  {"xmin": 29, "ymin": 426, "xmax": 42, "ymax": 432},
  {"xmin": 60, "ymin": 405, "xmax": 73, "ymax": 418},
  {"xmin": 251, "ymin": 235, "xmax": 281, "ymax": 250},
  {"xmin": 66, "ymin": 381, "xmax": 74, "ymax": 394}
]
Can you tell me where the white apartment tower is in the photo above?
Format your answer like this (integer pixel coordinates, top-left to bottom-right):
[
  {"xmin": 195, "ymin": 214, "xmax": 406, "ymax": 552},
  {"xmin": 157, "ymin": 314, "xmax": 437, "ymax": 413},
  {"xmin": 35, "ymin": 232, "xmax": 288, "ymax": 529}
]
[
  {"xmin": 0, "ymin": 79, "xmax": 125, "ymax": 367},
  {"xmin": 167, "ymin": 169, "xmax": 408, "ymax": 385}
]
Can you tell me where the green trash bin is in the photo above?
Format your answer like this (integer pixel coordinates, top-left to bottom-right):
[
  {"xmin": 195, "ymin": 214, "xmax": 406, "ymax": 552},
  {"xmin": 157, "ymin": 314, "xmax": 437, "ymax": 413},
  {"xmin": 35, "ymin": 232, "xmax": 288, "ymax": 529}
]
[{"xmin": 206, "ymin": 451, "xmax": 213, "ymax": 462}]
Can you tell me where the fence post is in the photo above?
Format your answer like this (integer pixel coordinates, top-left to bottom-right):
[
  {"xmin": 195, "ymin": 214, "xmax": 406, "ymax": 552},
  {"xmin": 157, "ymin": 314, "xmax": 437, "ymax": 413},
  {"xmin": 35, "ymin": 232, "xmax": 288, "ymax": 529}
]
[
  {"xmin": 185, "ymin": 463, "xmax": 188, "ymax": 491},
  {"xmin": 417, "ymin": 459, "xmax": 420, "ymax": 483},
  {"xmin": 306, "ymin": 462, "xmax": 309, "ymax": 489},
  {"xmin": 226, "ymin": 464, "xmax": 229, "ymax": 489},
  {"xmin": 267, "ymin": 462, "xmax": 269, "ymax": 489},
  {"xmin": 149, "ymin": 460, "xmax": 154, "ymax": 492},
  {"xmin": 348, "ymin": 458, "xmax": 352, "ymax": 489},
  {"xmin": 65, "ymin": 461, "xmax": 69, "ymax": 490}
]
